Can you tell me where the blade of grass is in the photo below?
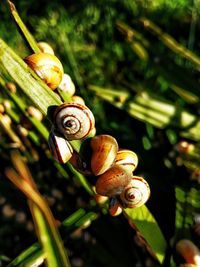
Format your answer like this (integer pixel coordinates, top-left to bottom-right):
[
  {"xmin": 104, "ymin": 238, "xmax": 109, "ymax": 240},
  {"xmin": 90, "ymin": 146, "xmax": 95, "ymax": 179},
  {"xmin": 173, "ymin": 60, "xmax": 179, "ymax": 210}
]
[
  {"xmin": 29, "ymin": 201, "xmax": 70, "ymax": 267},
  {"xmin": 7, "ymin": 209, "xmax": 95, "ymax": 267},
  {"xmin": 124, "ymin": 205, "xmax": 167, "ymax": 264},
  {"xmin": 0, "ymin": 38, "xmax": 61, "ymax": 115},
  {"xmin": 7, "ymin": 1, "xmax": 40, "ymax": 54},
  {"xmin": 5, "ymin": 153, "xmax": 71, "ymax": 267},
  {"xmin": 139, "ymin": 17, "xmax": 200, "ymax": 70},
  {"xmin": 6, "ymin": 243, "xmax": 43, "ymax": 267},
  {"xmin": 89, "ymin": 85, "xmax": 200, "ymax": 141},
  {"xmin": 117, "ymin": 21, "xmax": 200, "ymax": 101}
]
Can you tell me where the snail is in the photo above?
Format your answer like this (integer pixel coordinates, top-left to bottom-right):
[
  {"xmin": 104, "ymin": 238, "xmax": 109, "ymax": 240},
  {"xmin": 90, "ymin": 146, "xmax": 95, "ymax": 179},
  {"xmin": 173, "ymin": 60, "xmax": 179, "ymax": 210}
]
[
  {"xmin": 0, "ymin": 104, "xmax": 5, "ymax": 114},
  {"xmin": 69, "ymin": 151, "xmax": 92, "ymax": 176},
  {"xmin": 92, "ymin": 186, "xmax": 108, "ymax": 205},
  {"xmin": 91, "ymin": 135, "xmax": 118, "ymax": 176},
  {"xmin": 27, "ymin": 106, "xmax": 43, "ymax": 121},
  {"xmin": 58, "ymin": 73, "xmax": 76, "ymax": 96},
  {"xmin": 48, "ymin": 129, "xmax": 73, "ymax": 163},
  {"xmin": 115, "ymin": 149, "xmax": 138, "ymax": 173},
  {"xmin": 95, "ymin": 165, "xmax": 131, "ymax": 197},
  {"xmin": 37, "ymin": 42, "xmax": 54, "ymax": 55},
  {"xmin": 6, "ymin": 82, "xmax": 17, "ymax": 93},
  {"xmin": 53, "ymin": 102, "xmax": 95, "ymax": 140},
  {"xmin": 24, "ymin": 53, "xmax": 64, "ymax": 90},
  {"xmin": 109, "ymin": 197, "xmax": 123, "ymax": 217},
  {"xmin": 175, "ymin": 239, "xmax": 200, "ymax": 266},
  {"xmin": 119, "ymin": 176, "xmax": 150, "ymax": 208},
  {"xmin": 72, "ymin": 95, "xmax": 85, "ymax": 105}
]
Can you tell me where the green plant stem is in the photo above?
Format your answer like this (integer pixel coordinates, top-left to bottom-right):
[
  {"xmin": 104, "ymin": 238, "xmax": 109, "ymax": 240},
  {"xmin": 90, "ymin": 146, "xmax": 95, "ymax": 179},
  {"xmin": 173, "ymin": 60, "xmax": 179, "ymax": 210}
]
[
  {"xmin": 66, "ymin": 163, "xmax": 94, "ymax": 196},
  {"xmin": 0, "ymin": 38, "xmax": 61, "ymax": 115},
  {"xmin": 7, "ymin": 1, "xmax": 40, "ymax": 54},
  {"xmin": 7, "ymin": 209, "xmax": 97, "ymax": 267},
  {"xmin": 30, "ymin": 201, "xmax": 71, "ymax": 267},
  {"xmin": 89, "ymin": 85, "xmax": 200, "ymax": 141},
  {"xmin": 6, "ymin": 165, "xmax": 70, "ymax": 267},
  {"xmin": 0, "ymin": 42, "xmax": 93, "ymax": 192},
  {"xmin": 139, "ymin": 17, "xmax": 200, "ymax": 69}
]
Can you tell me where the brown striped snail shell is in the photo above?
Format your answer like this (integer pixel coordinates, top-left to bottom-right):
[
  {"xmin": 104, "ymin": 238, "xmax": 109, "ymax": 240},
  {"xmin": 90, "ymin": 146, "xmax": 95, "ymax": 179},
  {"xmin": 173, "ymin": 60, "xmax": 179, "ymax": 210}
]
[
  {"xmin": 95, "ymin": 165, "xmax": 131, "ymax": 197},
  {"xmin": 53, "ymin": 102, "xmax": 95, "ymax": 140},
  {"xmin": 48, "ymin": 129, "xmax": 73, "ymax": 164},
  {"xmin": 109, "ymin": 197, "xmax": 123, "ymax": 217},
  {"xmin": 115, "ymin": 149, "xmax": 138, "ymax": 173},
  {"xmin": 24, "ymin": 53, "xmax": 64, "ymax": 90},
  {"xmin": 91, "ymin": 135, "xmax": 118, "ymax": 176},
  {"xmin": 120, "ymin": 176, "xmax": 150, "ymax": 208}
]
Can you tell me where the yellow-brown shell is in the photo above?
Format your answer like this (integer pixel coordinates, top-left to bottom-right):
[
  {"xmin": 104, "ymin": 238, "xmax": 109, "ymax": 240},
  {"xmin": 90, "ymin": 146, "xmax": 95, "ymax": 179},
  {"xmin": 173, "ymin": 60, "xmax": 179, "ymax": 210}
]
[
  {"xmin": 91, "ymin": 135, "xmax": 118, "ymax": 176},
  {"xmin": 95, "ymin": 165, "xmax": 131, "ymax": 197},
  {"xmin": 115, "ymin": 149, "xmax": 138, "ymax": 173},
  {"xmin": 24, "ymin": 53, "xmax": 63, "ymax": 90}
]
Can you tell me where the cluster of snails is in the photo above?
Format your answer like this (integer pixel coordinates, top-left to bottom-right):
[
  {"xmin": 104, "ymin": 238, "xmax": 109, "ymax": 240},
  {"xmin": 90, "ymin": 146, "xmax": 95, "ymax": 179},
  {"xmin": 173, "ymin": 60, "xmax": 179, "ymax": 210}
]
[
  {"xmin": 24, "ymin": 43, "xmax": 150, "ymax": 216},
  {"xmin": 48, "ymin": 101, "xmax": 150, "ymax": 216}
]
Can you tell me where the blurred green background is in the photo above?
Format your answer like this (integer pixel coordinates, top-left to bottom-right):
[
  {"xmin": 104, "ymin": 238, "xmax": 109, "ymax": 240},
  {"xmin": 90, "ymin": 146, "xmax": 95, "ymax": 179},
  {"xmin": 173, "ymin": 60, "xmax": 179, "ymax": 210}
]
[{"xmin": 1, "ymin": 0, "xmax": 200, "ymax": 266}]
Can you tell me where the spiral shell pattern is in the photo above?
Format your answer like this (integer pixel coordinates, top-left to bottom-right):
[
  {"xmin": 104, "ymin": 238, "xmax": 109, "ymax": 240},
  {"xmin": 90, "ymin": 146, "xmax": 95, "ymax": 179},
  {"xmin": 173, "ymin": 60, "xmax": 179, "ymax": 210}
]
[
  {"xmin": 54, "ymin": 103, "xmax": 95, "ymax": 140},
  {"xmin": 120, "ymin": 176, "xmax": 150, "ymax": 208}
]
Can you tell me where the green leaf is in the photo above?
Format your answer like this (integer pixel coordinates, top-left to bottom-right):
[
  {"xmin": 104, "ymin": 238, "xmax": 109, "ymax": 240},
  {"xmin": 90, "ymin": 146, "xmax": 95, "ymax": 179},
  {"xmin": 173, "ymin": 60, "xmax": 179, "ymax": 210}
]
[
  {"xmin": 89, "ymin": 85, "xmax": 200, "ymax": 141},
  {"xmin": 7, "ymin": 209, "xmax": 97, "ymax": 267},
  {"xmin": 140, "ymin": 17, "xmax": 200, "ymax": 70},
  {"xmin": 30, "ymin": 202, "xmax": 71, "ymax": 267},
  {"xmin": 124, "ymin": 205, "xmax": 167, "ymax": 264},
  {"xmin": 0, "ymin": 38, "xmax": 61, "ymax": 116},
  {"xmin": 7, "ymin": 0, "xmax": 40, "ymax": 54}
]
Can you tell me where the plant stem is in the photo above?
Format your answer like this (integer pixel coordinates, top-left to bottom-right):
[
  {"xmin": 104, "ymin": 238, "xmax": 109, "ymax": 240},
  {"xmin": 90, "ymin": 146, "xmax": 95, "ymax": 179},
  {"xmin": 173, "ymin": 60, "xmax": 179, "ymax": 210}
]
[{"xmin": 7, "ymin": 1, "xmax": 41, "ymax": 54}]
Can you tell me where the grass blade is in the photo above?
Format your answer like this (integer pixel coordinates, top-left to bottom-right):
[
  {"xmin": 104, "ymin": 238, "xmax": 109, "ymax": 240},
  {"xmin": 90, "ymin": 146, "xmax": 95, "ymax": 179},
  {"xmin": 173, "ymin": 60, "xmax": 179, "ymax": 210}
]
[{"xmin": 7, "ymin": 1, "xmax": 40, "ymax": 54}]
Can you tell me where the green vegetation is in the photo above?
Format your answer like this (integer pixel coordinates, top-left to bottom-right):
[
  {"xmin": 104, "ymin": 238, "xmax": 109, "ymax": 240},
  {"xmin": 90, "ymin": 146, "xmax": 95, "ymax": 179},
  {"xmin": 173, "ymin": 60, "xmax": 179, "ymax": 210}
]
[{"xmin": 0, "ymin": 1, "xmax": 200, "ymax": 266}]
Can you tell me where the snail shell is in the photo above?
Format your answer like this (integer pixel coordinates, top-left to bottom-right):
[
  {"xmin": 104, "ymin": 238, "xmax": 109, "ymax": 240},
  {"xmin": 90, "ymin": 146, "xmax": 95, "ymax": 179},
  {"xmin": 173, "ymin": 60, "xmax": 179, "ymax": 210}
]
[
  {"xmin": 120, "ymin": 176, "xmax": 150, "ymax": 208},
  {"xmin": 115, "ymin": 149, "xmax": 138, "ymax": 173},
  {"xmin": 54, "ymin": 102, "xmax": 95, "ymax": 140},
  {"xmin": 93, "ymin": 186, "xmax": 109, "ymax": 205},
  {"xmin": 176, "ymin": 239, "xmax": 200, "ymax": 266},
  {"xmin": 24, "ymin": 53, "xmax": 64, "ymax": 90},
  {"xmin": 95, "ymin": 165, "xmax": 131, "ymax": 197},
  {"xmin": 69, "ymin": 151, "xmax": 92, "ymax": 176},
  {"xmin": 58, "ymin": 73, "xmax": 76, "ymax": 96},
  {"xmin": 27, "ymin": 106, "xmax": 43, "ymax": 121},
  {"xmin": 0, "ymin": 104, "xmax": 5, "ymax": 114},
  {"xmin": 91, "ymin": 135, "xmax": 118, "ymax": 176},
  {"xmin": 109, "ymin": 197, "xmax": 123, "ymax": 217},
  {"xmin": 37, "ymin": 42, "xmax": 54, "ymax": 55},
  {"xmin": 72, "ymin": 95, "xmax": 85, "ymax": 105},
  {"xmin": 48, "ymin": 129, "xmax": 73, "ymax": 163},
  {"xmin": 6, "ymin": 82, "xmax": 17, "ymax": 93}
]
